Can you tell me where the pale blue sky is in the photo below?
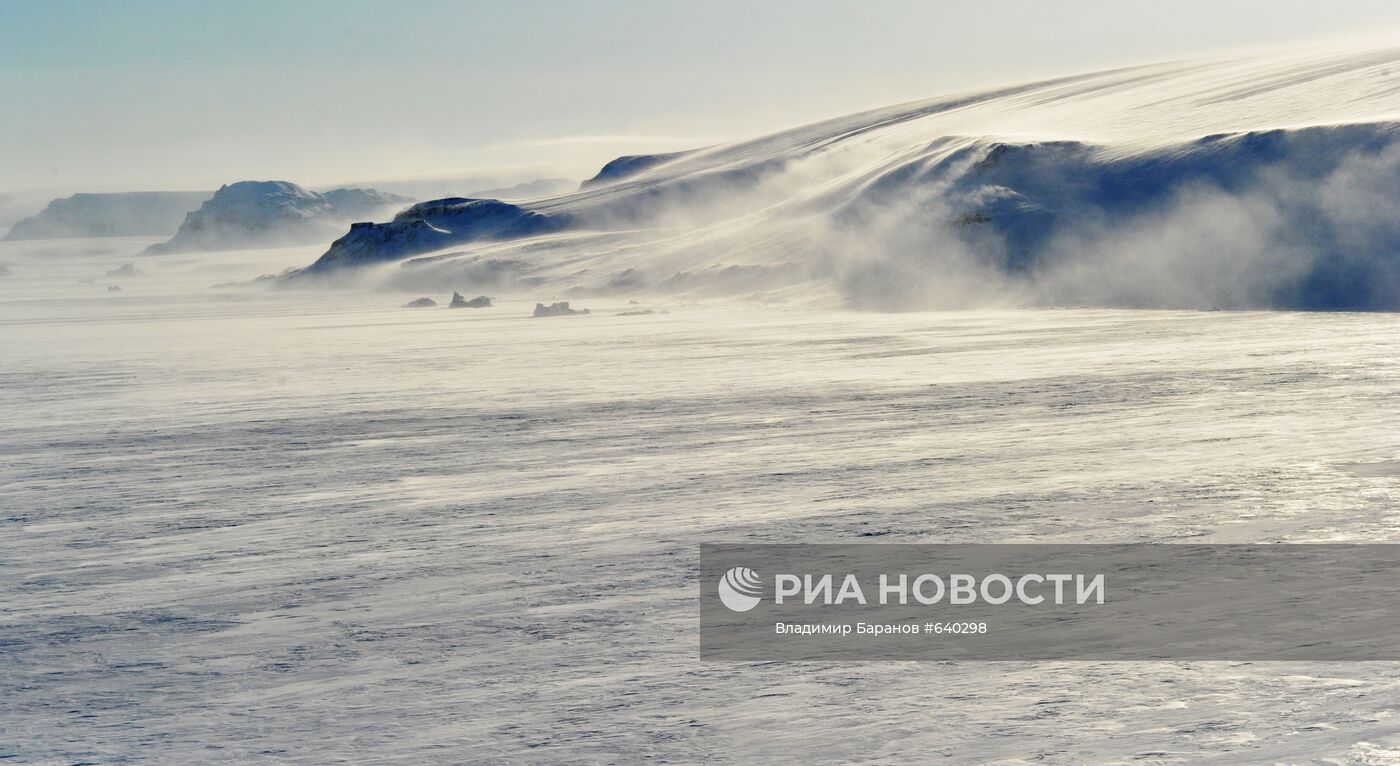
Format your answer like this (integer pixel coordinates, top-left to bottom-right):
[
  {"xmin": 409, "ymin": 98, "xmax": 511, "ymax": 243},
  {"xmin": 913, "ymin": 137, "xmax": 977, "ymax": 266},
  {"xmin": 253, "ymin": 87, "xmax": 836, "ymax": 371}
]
[{"xmin": 4, "ymin": 0, "xmax": 1400, "ymax": 194}]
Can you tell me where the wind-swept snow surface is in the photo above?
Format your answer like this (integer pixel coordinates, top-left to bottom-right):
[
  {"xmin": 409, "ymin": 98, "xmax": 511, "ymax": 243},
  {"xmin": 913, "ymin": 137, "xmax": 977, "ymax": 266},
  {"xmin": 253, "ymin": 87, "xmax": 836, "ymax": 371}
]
[
  {"xmin": 293, "ymin": 47, "xmax": 1400, "ymax": 310},
  {"xmin": 5, "ymin": 240, "xmax": 1400, "ymax": 762}
]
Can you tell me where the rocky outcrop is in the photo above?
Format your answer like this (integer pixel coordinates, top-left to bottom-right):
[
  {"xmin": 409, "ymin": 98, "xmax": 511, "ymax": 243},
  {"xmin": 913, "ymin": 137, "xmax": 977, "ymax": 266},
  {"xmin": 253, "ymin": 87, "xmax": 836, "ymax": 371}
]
[
  {"xmin": 294, "ymin": 198, "xmax": 570, "ymax": 275},
  {"xmin": 449, "ymin": 292, "xmax": 492, "ymax": 308},
  {"xmin": 532, "ymin": 301, "xmax": 589, "ymax": 317},
  {"xmin": 403, "ymin": 297, "xmax": 437, "ymax": 308}
]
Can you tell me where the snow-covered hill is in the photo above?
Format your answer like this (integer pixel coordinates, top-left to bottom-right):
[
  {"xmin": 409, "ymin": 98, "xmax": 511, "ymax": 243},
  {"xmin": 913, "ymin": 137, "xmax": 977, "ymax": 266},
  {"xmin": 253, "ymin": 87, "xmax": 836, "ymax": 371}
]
[
  {"xmin": 4, "ymin": 192, "xmax": 211, "ymax": 240},
  {"xmin": 290, "ymin": 46, "xmax": 1400, "ymax": 310},
  {"xmin": 144, "ymin": 181, "xmax": 411, "ymax": 254}
]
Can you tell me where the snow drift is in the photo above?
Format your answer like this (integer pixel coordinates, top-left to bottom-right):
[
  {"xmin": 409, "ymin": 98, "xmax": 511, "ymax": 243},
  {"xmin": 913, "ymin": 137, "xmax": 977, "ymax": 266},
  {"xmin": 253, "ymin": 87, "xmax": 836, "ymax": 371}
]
[{"xmin": 288, "ymin": 46, "xmax": 1400, "ymax": 310}]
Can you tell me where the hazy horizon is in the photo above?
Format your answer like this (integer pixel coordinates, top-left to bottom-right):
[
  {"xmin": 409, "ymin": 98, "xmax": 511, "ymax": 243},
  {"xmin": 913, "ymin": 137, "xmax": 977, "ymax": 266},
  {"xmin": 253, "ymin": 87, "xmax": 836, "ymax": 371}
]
[{"xmin": 6, "ymin": 0, "xmax": 1400, "ymax": 198}]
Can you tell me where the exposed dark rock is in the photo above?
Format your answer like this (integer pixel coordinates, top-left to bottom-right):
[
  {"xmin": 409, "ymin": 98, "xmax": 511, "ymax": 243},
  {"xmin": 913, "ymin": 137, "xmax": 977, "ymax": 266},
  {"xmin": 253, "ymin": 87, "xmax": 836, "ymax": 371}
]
[
  {"xmin": 532, "ymin": 301, "xmax": 589, "ymax": 317},
  {"xmin": 295, "ymin": 198, "xmax": 570, "ymax": 274},
  {"xmin": 450, "ymin": 292, "xmax": 495, "ymax": 306},
  {"xmin": 403, "ymin": 297, "xmax": 437, "ymax": 308}
]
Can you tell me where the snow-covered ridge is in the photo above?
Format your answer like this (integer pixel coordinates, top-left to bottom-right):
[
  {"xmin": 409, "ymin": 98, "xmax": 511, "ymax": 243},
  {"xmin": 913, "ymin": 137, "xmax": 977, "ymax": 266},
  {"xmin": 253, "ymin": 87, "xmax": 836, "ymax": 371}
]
[
  {"xmin": 294, "ymin": 197, "xmax": 567, "ymax": 274},
  {"xmin": 144, "ymin": 181, "xmax": 411, "ymax": 254},
  {"xmin": 290, "ymin": 46, "xmax": 1400, "ymax": 310},
  {"xmin": 579, "ymin": 151, "xmax": 694, "ymax": 190},
  {"xmin": 3, "ymin": 192, "xmax": 211, "ymax": 240}
]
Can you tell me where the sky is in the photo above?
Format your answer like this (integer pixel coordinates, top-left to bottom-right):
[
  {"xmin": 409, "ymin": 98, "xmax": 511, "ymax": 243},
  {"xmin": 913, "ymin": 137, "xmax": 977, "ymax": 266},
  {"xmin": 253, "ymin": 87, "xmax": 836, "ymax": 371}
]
[{"xmin": 4, "ymin": 0, "xmax": 1400, "ymax": 196}]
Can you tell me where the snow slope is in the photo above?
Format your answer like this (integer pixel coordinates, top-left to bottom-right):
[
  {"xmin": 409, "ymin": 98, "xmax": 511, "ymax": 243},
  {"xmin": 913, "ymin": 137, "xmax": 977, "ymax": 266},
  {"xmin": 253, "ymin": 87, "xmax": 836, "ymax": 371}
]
[
  {"xmin": 3, "ymin": 191, "xmax": 211, "ymax": 240},
  {"xmin": 292, "ymin": 46, "xmax": 1400, "ymax": 310},
  {"xmin": 145, "ymin": 181, "xmax": 411, "ymax": 254}
]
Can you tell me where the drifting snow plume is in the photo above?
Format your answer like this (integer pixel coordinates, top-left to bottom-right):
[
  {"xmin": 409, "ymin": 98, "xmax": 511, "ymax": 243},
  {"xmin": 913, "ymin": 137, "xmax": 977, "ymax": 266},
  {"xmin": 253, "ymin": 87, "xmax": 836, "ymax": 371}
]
[
  {"xmin": 287, "ymin": 46, "xmax": 1400, "ymax": 311},
  {"xmin": 830, "ymin": 124, "xmax": 1400, "ymax": 310}
]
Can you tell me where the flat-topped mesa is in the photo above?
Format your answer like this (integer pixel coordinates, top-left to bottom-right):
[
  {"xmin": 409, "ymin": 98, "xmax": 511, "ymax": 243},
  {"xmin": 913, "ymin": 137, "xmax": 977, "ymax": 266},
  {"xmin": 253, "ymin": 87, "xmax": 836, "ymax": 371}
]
[
  {"xmin": 4, "ymin": 191, "xmax": 211, "ymax": 241},
  {"xmin": 296, "ymin": 198, "xmax": 571, "ymax": 274}
]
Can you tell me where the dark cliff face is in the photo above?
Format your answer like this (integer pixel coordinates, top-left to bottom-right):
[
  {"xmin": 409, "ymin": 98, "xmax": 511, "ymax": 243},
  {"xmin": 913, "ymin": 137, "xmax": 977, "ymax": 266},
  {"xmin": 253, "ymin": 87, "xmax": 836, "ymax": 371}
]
[{"xmin": 297, "ymin": 198, "xmax": 572, "ymax": 274}]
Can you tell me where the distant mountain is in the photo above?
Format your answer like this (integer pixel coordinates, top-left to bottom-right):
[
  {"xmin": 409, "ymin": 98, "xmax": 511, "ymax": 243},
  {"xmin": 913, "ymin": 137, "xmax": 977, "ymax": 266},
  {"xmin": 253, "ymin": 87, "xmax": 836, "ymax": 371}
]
[
  {"xmin": 0, "ymin": 191, "xmax": 63, "ymax": 230},
  {"xmin": 325, "ymin": 176, "xmax": 574, "ymax": 204},
  {"xmin": 464, "ymin": 179, "xmax": 577, "ymax": 199},
  {"xmin": 3, "ymin": 192, "xmax": 211, "ymax": 240},
  {"xmin": 143, "ymin": 181, "xmax": 411, "ymax": 254},
  {"xmin": 286, "ymin": 46, "xmax": 1400, "ymax": 311}
]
